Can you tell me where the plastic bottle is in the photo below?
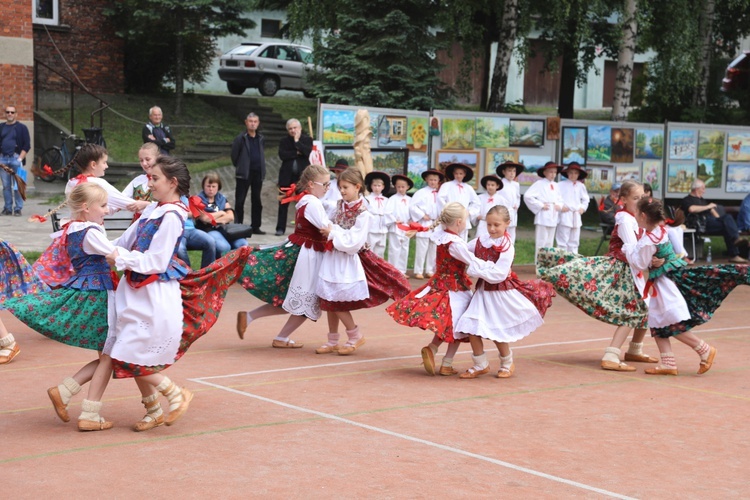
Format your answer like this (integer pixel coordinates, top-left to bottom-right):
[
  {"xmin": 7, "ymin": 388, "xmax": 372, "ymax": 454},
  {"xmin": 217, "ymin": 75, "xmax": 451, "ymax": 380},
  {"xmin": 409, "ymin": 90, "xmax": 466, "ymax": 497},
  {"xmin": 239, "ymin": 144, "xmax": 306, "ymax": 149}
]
[{"xmin": 706, "ymin": 243, "xmax": 712, "ymax": 264}]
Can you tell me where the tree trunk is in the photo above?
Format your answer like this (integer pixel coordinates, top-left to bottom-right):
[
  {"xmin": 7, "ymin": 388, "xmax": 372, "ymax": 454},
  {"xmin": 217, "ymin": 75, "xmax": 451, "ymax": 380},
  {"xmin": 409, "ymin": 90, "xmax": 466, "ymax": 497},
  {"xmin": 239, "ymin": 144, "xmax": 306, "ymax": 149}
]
[
  {"xmin": 487, "ymin": 0, "xmax": 519, "ymax": 112},
  {"xmin": 611, "ymin": 0, "xmax": 637, "ymax": 121},
  {"xmin": 174, "ymin": 17, "xmax": 185, "ymax": 117},
  {"xmin": 557, "ymin": 15, "xmax": 580, "ymax": 119},
  {"xmin": 693, "ymin": 0, "xmax": 715, "ymax": 110}
]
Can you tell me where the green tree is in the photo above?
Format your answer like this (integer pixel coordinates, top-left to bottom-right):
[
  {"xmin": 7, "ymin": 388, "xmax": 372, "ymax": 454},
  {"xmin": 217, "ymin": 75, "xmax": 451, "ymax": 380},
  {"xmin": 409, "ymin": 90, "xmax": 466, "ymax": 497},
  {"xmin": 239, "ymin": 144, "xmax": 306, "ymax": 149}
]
[{"xmin": 105, "ymin": 0, "xmax": 255, "ymax": 115}]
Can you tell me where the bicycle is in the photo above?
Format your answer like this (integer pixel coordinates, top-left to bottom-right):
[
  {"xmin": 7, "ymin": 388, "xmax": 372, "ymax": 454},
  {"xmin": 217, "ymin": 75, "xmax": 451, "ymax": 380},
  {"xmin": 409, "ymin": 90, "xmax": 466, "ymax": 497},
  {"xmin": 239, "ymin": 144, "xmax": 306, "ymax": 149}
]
[{"xmin": 36, "ymin": 131, "xmax": 86, "ymax": 183}]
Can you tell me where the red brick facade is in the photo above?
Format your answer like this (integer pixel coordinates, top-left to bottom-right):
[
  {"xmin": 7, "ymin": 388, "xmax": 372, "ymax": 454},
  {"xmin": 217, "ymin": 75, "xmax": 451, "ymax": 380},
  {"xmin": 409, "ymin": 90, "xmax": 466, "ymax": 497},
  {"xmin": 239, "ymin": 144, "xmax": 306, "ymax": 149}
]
[
  {"xmin": 0, "ymin": 0, "xmax": 34, "ymax": 120},
  {"xmin": 33, "ymin": 0, "xmax": 125, "ymax": 94}
]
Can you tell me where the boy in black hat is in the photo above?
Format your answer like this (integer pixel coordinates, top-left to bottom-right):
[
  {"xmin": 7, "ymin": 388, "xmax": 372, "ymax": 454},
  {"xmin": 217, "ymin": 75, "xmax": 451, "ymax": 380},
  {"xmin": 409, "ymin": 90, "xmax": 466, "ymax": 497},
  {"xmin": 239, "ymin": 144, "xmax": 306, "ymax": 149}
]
[
  {"xmin": 523, "ymin": 161, "xmax": 563, "ymax": 262},
  {"xmin": 496, "ymin": 161, "xmax": 524, "ymax": 243},
  {"xmin": 476, "ymin": 174, "xmax": 504, "ymax": 238},
  {"xmin": 557, "ymin": 162, "xmax": 590, "ymax": 253},
  {"xmin": 364, "ymin": 171, "xmax": 391, "ymax": 258},
  {"xmin": 385, "ymin": 174, "xmax": 414, "ymax": 276},
  {"xmin": 410, "ymin": 169, "xmax": 444, "ymax": 279}
]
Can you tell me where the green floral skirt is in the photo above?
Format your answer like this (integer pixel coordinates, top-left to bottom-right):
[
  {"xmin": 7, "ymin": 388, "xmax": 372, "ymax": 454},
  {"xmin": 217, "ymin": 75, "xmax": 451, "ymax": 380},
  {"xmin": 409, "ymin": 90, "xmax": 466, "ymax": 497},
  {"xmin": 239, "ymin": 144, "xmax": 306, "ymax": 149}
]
[
  {"xmin": 537, "ymin": 247, "xmax": 648, "ymax": 329},
  {"xmin": 239, "ymin": 242, "xmax": 300, "ymax": 307}
]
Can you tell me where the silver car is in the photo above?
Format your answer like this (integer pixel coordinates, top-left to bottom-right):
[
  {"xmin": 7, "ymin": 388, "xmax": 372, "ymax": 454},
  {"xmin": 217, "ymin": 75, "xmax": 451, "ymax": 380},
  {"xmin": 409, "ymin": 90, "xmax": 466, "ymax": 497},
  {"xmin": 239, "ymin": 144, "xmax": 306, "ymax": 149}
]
[{"xmin": 218, "ymin": 42, "xmax": 315, "ymax": 97}]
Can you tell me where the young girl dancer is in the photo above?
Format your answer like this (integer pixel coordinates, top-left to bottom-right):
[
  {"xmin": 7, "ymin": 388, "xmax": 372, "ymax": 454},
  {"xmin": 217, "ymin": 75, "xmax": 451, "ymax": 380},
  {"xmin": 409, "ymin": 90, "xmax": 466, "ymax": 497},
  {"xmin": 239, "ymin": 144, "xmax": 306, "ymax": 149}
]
[
  {"xmin": 364, "ymin": 171, "xmax": 390, "ymax": 259},
  {"xmin": 237, "ymin": 164, "xmax": 334, "ymax": 348},
  {"xmin": 4, "ymin": 184, "xmax": 117, "ymax": 421},
  {"xmin": 496, "ymin": 161, "xmax": 523, "ymax": 243},
  {"xmin": 437, "ymin": 163, "xmax": 480, "ymax": 241},
  {"xmin": 455, "ymin": 206, "xmax": 555, "ymax": 379},
  {"xmin": 315, "ymin": 167, "xmax": 410, "ymax": 355},
  {"xmin": 410, "ymin": 169, "xmax": 443, "ymax": 279},
  {"xmin": 627, "ymin": 198, "xmax": 748, "ymax": 375},
  {"xmin": 556, "ymin": 162, "xmax": 590, "ymax": 253},
  {"xmin": 0, "ymin": 238, "xmax": 48, "ymax": 364},
  {"xmin": 537, "ymin": 181, "xmax": 659, "ymax": 371},
  {"xmin": 387, "ymin": 202, "xmax": 493, "ymax": 376},
  {"xmin": 82, "ymin": 156, "xmax": 252, "ymax": 431}
]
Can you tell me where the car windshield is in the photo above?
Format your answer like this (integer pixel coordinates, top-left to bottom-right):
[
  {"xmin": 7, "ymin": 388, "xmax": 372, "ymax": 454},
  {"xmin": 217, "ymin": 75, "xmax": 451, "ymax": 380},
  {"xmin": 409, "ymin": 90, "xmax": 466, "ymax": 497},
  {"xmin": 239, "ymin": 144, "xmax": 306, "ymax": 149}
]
[
  {"xmin": 227, "ymin": 44, "xmax": 261, "ymax": 57},
  {"xmin": 298, "ymin": 47, "xmax": 313, "ymax": 64}
]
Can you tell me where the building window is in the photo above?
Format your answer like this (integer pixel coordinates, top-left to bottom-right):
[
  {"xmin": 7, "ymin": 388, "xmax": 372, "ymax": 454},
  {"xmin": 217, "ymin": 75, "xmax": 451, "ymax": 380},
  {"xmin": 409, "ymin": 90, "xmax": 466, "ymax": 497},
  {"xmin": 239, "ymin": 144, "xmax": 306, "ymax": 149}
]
[
  {"xmin": 33, "ymin": 0, "xmax": 59, "ymax": 25},
  {"xmin": 261, "ymin": 19, "xmax": 282, "ymax": 39}
]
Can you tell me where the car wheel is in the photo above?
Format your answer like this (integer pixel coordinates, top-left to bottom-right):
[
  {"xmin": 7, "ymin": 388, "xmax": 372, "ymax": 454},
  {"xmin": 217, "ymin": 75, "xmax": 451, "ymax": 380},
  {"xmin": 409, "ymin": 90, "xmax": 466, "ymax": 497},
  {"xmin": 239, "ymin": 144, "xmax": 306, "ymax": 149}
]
[
  {"xmin": 227, "ymin": 82, "xmax": 246, "ymax": 95},
  {"xmin": 258, "ymin": 76, "xmax": 279, "ymax": 97}
]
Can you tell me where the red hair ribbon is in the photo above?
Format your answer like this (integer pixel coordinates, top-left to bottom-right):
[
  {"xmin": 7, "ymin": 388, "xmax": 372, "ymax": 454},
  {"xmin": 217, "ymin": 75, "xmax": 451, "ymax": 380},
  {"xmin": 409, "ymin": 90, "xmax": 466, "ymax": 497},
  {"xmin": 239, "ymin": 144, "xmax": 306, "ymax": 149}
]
[
  {"xmin": 72, "ymin": 174, "xmax": 91, "ymax": 184},
  {"xmin": 397, "ymin": 222, "xmax": 429, "ymax": 232},
  {"xmin": 29, "ymin": 214, "xmax": 48, "ymax": 223},
  {"xmin": 280, "ymin": 184, "xmax": 307, "ymax": 204},
  {"xmin": 43, "ymin": 164, "xmax": 55, "ymax": 175},
  {"xmin": 188, "ymin": 195, "xmax": 216, "ymax": 226}
]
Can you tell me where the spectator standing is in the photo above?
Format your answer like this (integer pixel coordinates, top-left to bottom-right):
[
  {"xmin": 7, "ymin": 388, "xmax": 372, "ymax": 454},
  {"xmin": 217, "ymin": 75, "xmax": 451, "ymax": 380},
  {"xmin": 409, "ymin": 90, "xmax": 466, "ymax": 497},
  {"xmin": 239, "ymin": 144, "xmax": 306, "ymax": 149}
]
[
  {"xmin": 231, "ymin": 112, "xmax": 266, "ymax": 233},
  {"xmin": 276, "ymin": 118, "xmax": 313, "ymax": 236},
  {"xmin": 141, "ymin": 106, "xmax": 175, "ymax": 155},
  {"xmin": 0, "ymin": 105, "xmax": 30, "ymax": 216}
]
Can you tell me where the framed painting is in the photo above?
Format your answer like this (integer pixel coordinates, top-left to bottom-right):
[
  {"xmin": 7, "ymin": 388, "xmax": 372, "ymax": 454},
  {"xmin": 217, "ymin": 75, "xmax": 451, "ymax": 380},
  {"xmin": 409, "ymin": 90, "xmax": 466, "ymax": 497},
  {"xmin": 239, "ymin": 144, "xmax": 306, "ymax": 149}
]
[
  {"xmin": 322, "ymin": 109, "xmax": 355, "ymax": 144},
  {"xmin": 371, "ymin": 148, "xmax": 409, "ymax": 178},
  {"xmin": 668, "ymin": 130, "xmax": 696, "ymax": 160},
  {"xmin": 727, "ymin": 132, "xmax": 750, "ymax": 162},
  {"xmin": 406, "ymin": 117, "xmax": 428, "ymax": 152},
  {"xmin": 434, "ymin": 149, "xmax": 480, "ymax": 189},
  {"xmin": 369, "ymin": 113, "xmax": 380, "ymax": 142},
  {"xmin": 587, "ymin": 125, "xmax": 612, "ymax": 162},
  {"xmin": 324, "ymin": 146, "xmax": 356, "ymax": 168},
  {"xmin": 441, "ymin": 118, "xmax": 475, "ymax": 149},
  {"xmin": 727, "ymin": 164, "xmax": 750, "ymax": 192},
  {"xmin": 518, "ymin": 155, "xmax": 550, "ymax": 186},
  {"xmin": 667, "ymin": 163, "xmax": 697, "ymax": 193},
  {"xmin": 615, "ymin": 165, "xmax": 641, "ymax": 183},
  {"xmin": 561, "ymin": 126, "xmax": 587, "ymax": 165},
  {"xmin": 642, "ymin": 160, "xmax": 662, "ymax": 192},
  {"xmin": 697, "ymin": 158, "xmax": 723, "ymax": 188},
  {"xmin": 583, "ymin": 163, "xmax": 615, "ymax": 194},
  {"xmin": 378, "ymin": 116, "xmax": 407, "ymax": 148},
  {"xmin": 485, "ymin": 148, "xmax": 519, "ymax": 177},
  {"xmin": 475, "ymin": 117, "xmax": 509, "ymax": 148},
  {"xmin": 698, "ymin": 130, "xmax": 725, "ymax": 160},
  {"xmin": 635, "ymin": 129, "xmax": 664, "ymax": 159},
  {"xmin": 546, "ymin": 116, "xmax": 561, "ymax": 141},
  {"xmin": 611, "ymin": 128, "xmax": 634, "ymax": 163},
  {"xmin": 509, "ymin": 119, "xmax": 544, "ymax": 147},
  {"xmin": 407, "ymin": 153, "xmax": 429, "ymax": 190}
]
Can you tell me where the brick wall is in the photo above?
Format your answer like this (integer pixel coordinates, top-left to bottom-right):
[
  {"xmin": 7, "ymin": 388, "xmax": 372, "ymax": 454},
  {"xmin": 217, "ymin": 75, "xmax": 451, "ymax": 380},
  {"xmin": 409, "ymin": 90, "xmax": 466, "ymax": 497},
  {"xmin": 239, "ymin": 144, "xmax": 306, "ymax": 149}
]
[
  {"xmin": 33, "ymin": 0, "xmax": 125, "ymax": 94},
  {"xmin": 0, "ymin": 0, "xmax": 34, "ymax": 119}
]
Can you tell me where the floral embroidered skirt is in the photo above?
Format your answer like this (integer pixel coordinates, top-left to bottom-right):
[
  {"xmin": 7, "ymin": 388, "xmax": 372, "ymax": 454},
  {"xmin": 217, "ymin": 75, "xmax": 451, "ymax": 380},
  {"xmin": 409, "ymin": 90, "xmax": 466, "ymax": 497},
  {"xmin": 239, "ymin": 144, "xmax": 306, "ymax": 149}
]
[
  {"xmin": 652, "ymin": 264, "xmax": 750, "ymax": 338},
  {"xmin": 239, "ymin": 243, "xmax": 300, "ymax": 307},
  {"xmin": 320, "ymin": 249, "xmax": 411, "ymax": 312},
  {"xmin": 112, "ymin": 246, "xmax": 253, "ymax": 378},
  {"xmin": 0, "ymin": 239, "xmax": 48, "ymax": 308},
  {"xmin": 537, "ymin": 247, "xmax": 648, "ymax": 329}
]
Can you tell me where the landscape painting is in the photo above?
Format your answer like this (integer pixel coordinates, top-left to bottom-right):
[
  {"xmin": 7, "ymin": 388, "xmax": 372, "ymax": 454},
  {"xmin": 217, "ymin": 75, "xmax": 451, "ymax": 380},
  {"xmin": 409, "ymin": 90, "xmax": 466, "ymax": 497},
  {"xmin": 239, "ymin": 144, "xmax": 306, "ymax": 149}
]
[
  {"xmin": 441, "ymin": 118, "xmax": 476, "ymax": 149},
  {"xmin": 727, "ymin": 164, "xmax": 750, "ymax": 192},
  {"xmin": 485, "ymin": 148, "xmax": 519, "ymax": 176},
  {"xmin": 642, "ymin": 160, "xmax": 662, "ymax": 191},
  {"xmin": 435, "ymin": 149, "xmax": 480, "ymax": 189},
  {"xmin": 615, "ymin": 165, "xmax": 641, "ymax": 183},
  {"xmin": 668, "ymin": 129, "xmax": 696, "ymax": 160},
  {"xmin": 667, "ymin": 163, "xmax": 696, "ymax": 193},
  {"xmin": 587, "ymin": 125, "xmax": 611, "ymax": 162},
  {"xmin": 610, "ymin": 128, "xmax": 634, "ymax": 163},
  {"xmin": 475, "ymin": 117, "xmax": 510, "ymax": 148},
  {"xmin": 518, "ymin": 155, "xmax": 550, "ymax": 186},
  {"xmin": 322, "ymin": 109, "xmax": 355, "ymax": 144},
  {"xmin": 324, "ymin": 146, "xmax": 356, "ymax": 167},
  {"xmin": 583, "ymin": 164, "xmax": 615, "ymax": 194},
  {"xmin": 509, "ymin": 119, "xmax": 544, "ymax": 147},
  {"xmin": 698, "ymin": 158, "xmax": 723, "ymax": 188},
  {"xmin": 698, "ymin": 130, "xmax": 725, "ymax": 160},
  {"xmin": 561, "ymin": 126, "xmax": 587, "ymax": 165},
  {"xmin": 371, "ymin": 148, "xmax": 408, "ymax": 178},
  {"xmin": 635, "ymin": 129, "xmax": 664, "ymax": 159},
  {"xmin": 727, "ymin": 132, "xmax": 750, "ymax": 162},
  {"xmin": 407, "ymin": 153, "xmax": 429, "ymax": 190}
]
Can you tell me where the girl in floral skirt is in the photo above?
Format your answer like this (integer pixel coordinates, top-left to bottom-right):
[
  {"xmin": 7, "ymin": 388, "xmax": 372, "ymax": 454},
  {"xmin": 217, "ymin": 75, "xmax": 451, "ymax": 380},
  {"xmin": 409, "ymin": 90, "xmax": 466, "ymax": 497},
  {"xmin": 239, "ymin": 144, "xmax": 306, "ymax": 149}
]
[
  {"xmin": 387, "ymin": 202, "xmax": 494, "ymax": 376},
  {"xmin": 5, "ymin": 184, "xmax": 118, "ymax": 422},
  {"xmin": 0, "ymin": 238, "xmax": 49, "ymax": 365},
  {"xmin": 626, "ymin": 198, "xmax": 749, "ymax": 375},
  {"xmin": 455, "ymin": 206, "xmax": 555, "ymax": 379},
  {"xmin": 314, "ymin": 167, "xmax": 410, "ymax": 355},
  {"xmin": 236, "ymin": 164, "xmax": 334, "ymax": 348},
  {"xmin": 537, "ymin": 181, "xmax": 659, "ymax": 372}
]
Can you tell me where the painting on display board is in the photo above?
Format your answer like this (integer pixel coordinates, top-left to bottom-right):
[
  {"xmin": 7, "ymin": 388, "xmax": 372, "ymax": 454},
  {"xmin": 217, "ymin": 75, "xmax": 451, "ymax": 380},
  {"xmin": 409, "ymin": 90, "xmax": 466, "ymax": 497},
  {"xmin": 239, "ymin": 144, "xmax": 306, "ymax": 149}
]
[
  {"xmin": 667, "ymin": 163, "xmax": 697, "ymax": 193},
  {"xmin": 369, "ymin": 113, "xmax": 380, "ymax": 141},
  {"xmin": 611, "ymin": 128, "xmax": 634, "ymax": 163},
  {"xmin": 509, "ymin": 119, "xmax": 544, "ymax": 147},
  {"xmin": 322, "ymin": 109, "xmax": 356, "ymax": 144},
  {"xmin": 726, "ymin": 164, "xmax": 750, "ymax": 192},
  {"xmin": 485, "ymin": 148, "xmax": 519, "ymax": 176},
  {"xmin": 698, "ymin": 130, "xmax": 725, "ymax": 160},
  {"xmin": 587, "ymin": 125, "xmax": 611, "ymax": 162},
  {"xmin": 371, "ymin": 148, "xmax": 409, "ymax": 178},
  {"xmin": 475, "ymin": 117, "xmax": 510, "ymax": 148},
  {"xmin": 727, "ymin": 131, "xmax": 750, "ymax": 162},
  {"xmin": 546, "ymin": 116, "xmax": 561, "ymax": 141},
  {"xmin": 378, "ymin": 116, "xmax": 407, "ymax": 148},
  {"xmin": 407, "ymin": 153, "xmax": 429, "ymax": 190},
  {"xmin": 441, "ymin": 118, "xmax": 476, "ymax": 149},
  {"xmin": 697, "ymin": 158, "xmax": 723, "ymax": 188},
  {"xmin": 583, "ymin": 164, "xmax": 615, "ymax": 194},
  {"xmin": 434, "ymin": 149, "xmax": 480, "ymax": 189},
  {"xmin": 518, "ymin": 155, "xmax": 551, "ymax": 186},
  {"xmin": 406, "ymin": 117, "xmax": 428, "ymax": 152},
  {"xmin": 561, "ymin": 126, "xmax": 587, "ymax": 165},
  {"xmin": 324, "ymin": 146, "xmax": 356, "ymax": 167},
  {"xmin": 668, "ymin": 130, "xmax": 697, "ymax": 160},
  {"xmin": 635, "ymin": 129, "xmax": 664, "ymax": 159},
  {"xmin": 615, "ymin": 165, "xmax": 641, "ymax": 183},
  {"xmin": 642, "ymin": 160, "xmax": 662, "ymax": 191}
]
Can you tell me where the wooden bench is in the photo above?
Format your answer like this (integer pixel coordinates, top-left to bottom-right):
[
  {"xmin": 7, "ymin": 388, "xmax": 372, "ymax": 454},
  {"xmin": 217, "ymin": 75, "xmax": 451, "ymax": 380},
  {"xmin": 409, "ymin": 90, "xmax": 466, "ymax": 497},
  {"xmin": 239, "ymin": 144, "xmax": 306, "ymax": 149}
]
[{"xmin": 50, "ymin": 211, "xmax": 135, "ymax": 233}]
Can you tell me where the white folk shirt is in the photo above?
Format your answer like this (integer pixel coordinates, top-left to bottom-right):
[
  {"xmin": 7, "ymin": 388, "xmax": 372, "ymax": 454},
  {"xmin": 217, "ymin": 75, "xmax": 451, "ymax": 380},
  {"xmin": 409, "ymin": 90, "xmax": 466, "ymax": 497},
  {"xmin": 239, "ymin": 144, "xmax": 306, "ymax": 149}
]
[
  {"xmin": 365, "ymin": 192, "xmax": 388, "ymax": 234},
  {"xmin": 385, "ymin": 193, "xmax": 412, "ymax": 235},
  {"xmin": 500, "ymin": 178, "xmax": 521, "ymax": 227},
  {"xmin": 557, "ymin": 179, "xmax": 590, "ymax": 229},
  {"xmin": 410, "ymin": 186, "xmax": 440, "ymax": 239},
  {"xmin": 523, "ymin": 178, "xmax": 563, "ymax": 227},
  {"xmin": 437, "ymin": 180, "xmax": 480, "ymax": 229}
]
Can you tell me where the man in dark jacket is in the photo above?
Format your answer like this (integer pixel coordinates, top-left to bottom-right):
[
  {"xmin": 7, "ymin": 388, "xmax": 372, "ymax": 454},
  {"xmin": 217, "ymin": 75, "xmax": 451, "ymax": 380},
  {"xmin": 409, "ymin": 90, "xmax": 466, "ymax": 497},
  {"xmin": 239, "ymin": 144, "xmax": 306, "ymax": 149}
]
[
  {"xmin": 275, "ymin": 118, "xmax": 312, "ymax": 236},
  {"xmin": 231, "ymin": 112, "xmax": 266, "ymax": 233},
  {"xmin": 142, "ymin": 106, "xmax": 176, "ymax": 155},
  {"xmin": 1, "ymin": 105, "xmax": 30, "ymax": 216}
]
